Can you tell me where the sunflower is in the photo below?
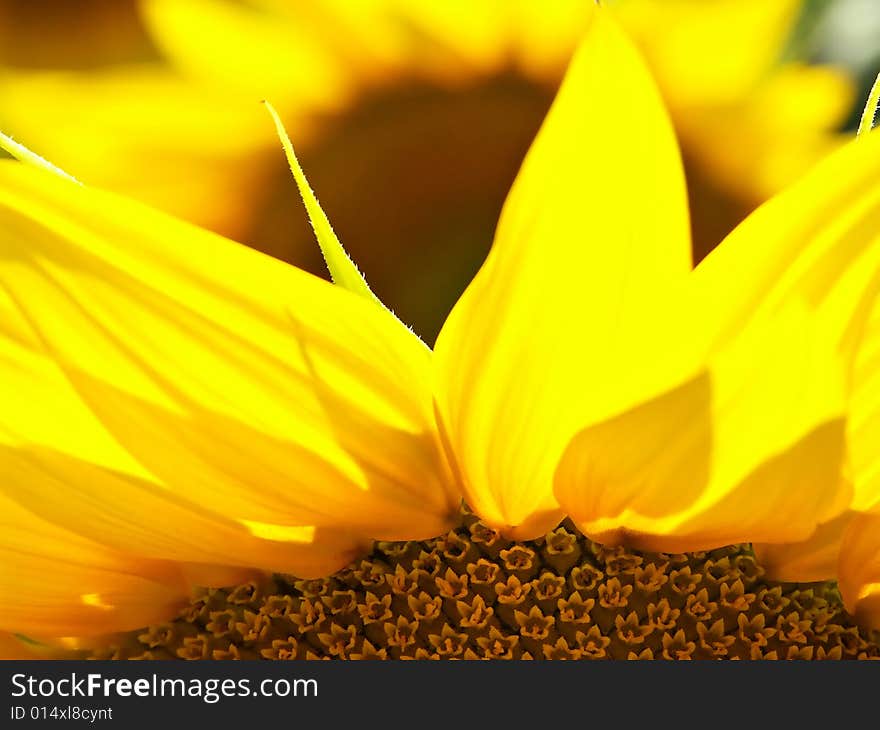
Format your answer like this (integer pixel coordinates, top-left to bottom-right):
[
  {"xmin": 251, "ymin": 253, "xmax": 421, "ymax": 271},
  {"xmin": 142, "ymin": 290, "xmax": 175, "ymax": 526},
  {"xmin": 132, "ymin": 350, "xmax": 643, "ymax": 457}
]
[
  {"xmin": 1, "ymin": 6, "xmax": 879, "ymax": 659},
  {"xmin": 0, "ymin": 0, "xmax": 854, "ymax": 341}
]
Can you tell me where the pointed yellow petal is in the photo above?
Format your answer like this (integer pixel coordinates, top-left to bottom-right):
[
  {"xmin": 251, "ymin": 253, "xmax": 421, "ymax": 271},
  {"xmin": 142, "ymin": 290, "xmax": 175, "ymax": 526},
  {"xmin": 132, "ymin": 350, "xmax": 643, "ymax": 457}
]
[
  {"xmin": 858, "ymin": 72, "xmax": 880, "ymax": 137},
  {"xmin": 264, "ymin": 101, "xmax": 381, "ymax": 305},
  {"xmin": 0, "ymin": 160, "xmax": 460, "ymax": 563},
  {"xmin": 0, "ymin": 131, "xmax": 79, "ymax": 183},
  {"xmin": 0, "ymin": 494, "xmax": 188, "ymax": 640},
  {"xmin": 433, "ymin": 6, "xmax": 691, "ymax": 539},
  {"xmin": 556, "ymin": 129, "xmax": 880, "ymax": 551},
  {"xmin": 838, "ymin": 512, "xmax": 880, "ymax": 630}
]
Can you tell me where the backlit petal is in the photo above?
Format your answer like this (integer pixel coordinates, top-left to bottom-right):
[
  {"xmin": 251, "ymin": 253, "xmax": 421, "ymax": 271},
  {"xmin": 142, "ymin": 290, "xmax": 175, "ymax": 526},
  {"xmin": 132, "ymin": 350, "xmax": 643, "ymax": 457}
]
[
  {"xmin": 556, "ymin": 130, "xmax": 880, "ymax": 551},
  {"xmin": 0, "ymin": 161, "xmax": 460, "ymax": 563},
  {"xmin": 0, "ymin": 257, "xmax": 365, "ymax": 579},
  {"xmin": 434, "ymin": 7, "xmax": 691, "ymax": 539}
]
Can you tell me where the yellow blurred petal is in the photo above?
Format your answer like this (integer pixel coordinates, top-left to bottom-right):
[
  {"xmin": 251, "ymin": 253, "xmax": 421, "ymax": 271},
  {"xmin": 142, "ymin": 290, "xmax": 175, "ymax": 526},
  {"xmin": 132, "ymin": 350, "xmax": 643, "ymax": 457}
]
[
  {"xmin": 379, "ymin": 0, "xmax": 510, "ymax": 77},
  {"xmin": 838, "ymin": 512, "xmax": 880, "ymax": 630},
  {"xmin": 238, "ymin": 0, "xmax": 409, "ymax": 83},
  {"xmin": 0, "ymin": 494, "xmax": 188, "ymax": 639},
  {"xmin": 555, "ymin": 130, "xmax": 880, "ymax": 551},
  {"xmin": 434, "ymin": 7, "xmax": 691, "ymax": 539},
  {"xmin": 678, "ymin": 64, "xmax": 855, "ymax": 205},
  {"xmin": 508, "ymin": 0, "xmax": 594, "ymax": 80},
  {"xmin": 757, "ymin": 64, "xmax": 856, "ymax": 138},
  {"xmin": 615, "ymin": 0, "xmax": 801, "ymax": 108},
  {"xmin": 0, "ymin": 68, "xmax": 272, "ymax": 238},
  {"xmin": 253, "ymin": 0, "xmax": 511, "ymax": 85},
  {"xmin": 0, "ymin": 161, "xmax": 460, "ymax": 558},
  {"xmin": 140, "ymin": 0, "xmax": 348, "ymax": 107},
  {"xmin": 616, "ymin": 1, "xmax": 855, "ymax": 210}
]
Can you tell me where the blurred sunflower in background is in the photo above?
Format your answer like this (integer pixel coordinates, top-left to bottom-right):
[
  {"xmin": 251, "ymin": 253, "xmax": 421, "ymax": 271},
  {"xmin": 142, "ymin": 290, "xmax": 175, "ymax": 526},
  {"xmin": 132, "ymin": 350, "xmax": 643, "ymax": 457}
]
[
  {"xmin": 0, "ymin": 0, "xmax": 860, "ymax": 342},
  {"xmin": 3, "ymin": 0, "xmax": 880, "ymax": 661}
]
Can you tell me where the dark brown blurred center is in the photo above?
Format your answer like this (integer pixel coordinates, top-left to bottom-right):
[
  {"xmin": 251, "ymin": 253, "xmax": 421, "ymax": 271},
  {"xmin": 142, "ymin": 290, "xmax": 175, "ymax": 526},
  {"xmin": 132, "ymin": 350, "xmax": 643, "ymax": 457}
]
[{"xmin": 250, "ymin": 72, "xmax": 557, "ymax": 345}]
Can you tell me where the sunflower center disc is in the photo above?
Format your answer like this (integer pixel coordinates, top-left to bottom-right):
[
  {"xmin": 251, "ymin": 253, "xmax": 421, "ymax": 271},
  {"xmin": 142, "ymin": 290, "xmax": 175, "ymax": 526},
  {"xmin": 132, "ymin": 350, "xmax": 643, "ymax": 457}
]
[{"xmin": 93, "ymin": 511, "xmax": 880, "ymax": 660}]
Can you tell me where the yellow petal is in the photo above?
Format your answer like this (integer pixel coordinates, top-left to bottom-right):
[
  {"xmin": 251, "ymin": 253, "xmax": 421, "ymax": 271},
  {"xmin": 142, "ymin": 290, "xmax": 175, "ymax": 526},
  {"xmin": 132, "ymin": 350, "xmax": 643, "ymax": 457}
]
[
  {"xmin": 433, "ymin": 6, "xmax": 691, "ymax": 539},
  {"xmin": 556, "ymin": 129, "xmax": 880, "ymax": 551},
  {"xmin": 0, "ymin": 160, "xmax": 460, "ymax": 559},
  {"xmin": 0, "ymin": 493, "xmax": 188, "ymax": 640},
  {"xmin": 838, "ymin": 512, "xmax": 880, "ymax": 630}
]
